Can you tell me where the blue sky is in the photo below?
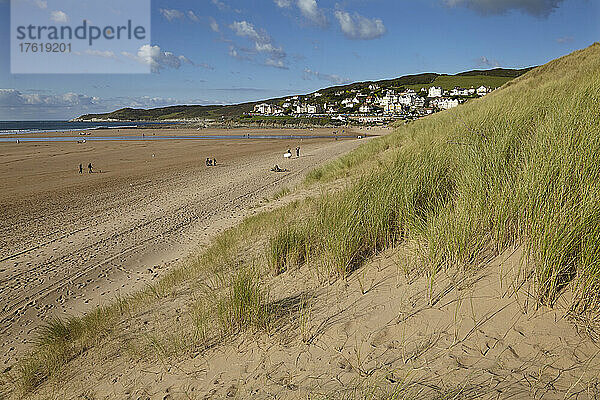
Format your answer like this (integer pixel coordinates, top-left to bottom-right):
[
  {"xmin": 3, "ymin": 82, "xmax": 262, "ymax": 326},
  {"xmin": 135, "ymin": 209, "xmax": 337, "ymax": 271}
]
[{"xmin": 0, "ymin": 0, "xmax": 598, "ymax": 120}]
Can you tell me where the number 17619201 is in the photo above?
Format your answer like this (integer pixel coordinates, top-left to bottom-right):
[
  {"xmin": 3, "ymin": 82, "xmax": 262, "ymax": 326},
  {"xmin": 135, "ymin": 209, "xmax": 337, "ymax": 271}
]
[{"xmin": 19, "ymin": 42, "xmax": 71, "ymax": 53}]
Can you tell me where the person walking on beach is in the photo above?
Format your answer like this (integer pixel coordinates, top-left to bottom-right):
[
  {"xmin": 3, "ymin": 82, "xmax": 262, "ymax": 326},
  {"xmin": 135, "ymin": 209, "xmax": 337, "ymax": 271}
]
[
  {"xmin": 206, "ymin": 158, "xmax": 211, "ymax": 166},
  {"xmin": 79, "ymin": 163, "xmax": 83, "ymax": 174},
  {"xmin": 88, "ymin": 163, "xmax": 93, "ymax": 173},
  {"xmin": 213, "ymin": 158, "xmax": 217, "ymax": 166},
  {"xmin": 296, "ymin": 146, "xmax": 300, "ymax": 158}
]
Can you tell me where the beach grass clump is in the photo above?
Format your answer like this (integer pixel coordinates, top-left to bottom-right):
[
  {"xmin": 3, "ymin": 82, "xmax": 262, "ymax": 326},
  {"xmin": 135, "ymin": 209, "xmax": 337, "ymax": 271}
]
[
  {"xmin": 217, "ymin": 267, "xmax": 271, "ymax": 333},
  {"xmin": 272, "ymin": 186, "xmax": 291, "ymax": 201},
  {"xmin": 16, "ymin": 308, "xmax": 116, "ymax": 394},
  {"xmin": 268, "ymin": 225, "xmax": 311, "ymax": 275},
  {"xmin": 306, "ymin": 140, "xmax": 455, "ymax": 278},
  {"xmin": 305, "ymin": 133, "xmax": 398, "ymax": 184}
]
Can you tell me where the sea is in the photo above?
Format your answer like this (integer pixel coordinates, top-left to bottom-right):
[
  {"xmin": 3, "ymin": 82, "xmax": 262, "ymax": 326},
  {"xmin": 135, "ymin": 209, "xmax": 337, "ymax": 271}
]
[{"xmin": 0, "ymin": 120, "xmax": 164, "ymax": 135}]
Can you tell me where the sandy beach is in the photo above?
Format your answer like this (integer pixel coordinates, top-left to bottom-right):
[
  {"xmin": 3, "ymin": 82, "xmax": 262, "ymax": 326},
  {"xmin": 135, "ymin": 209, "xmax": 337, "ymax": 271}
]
[{"xmin": 0, "ymin": 127, "xmax": 379, "ymax": 367}]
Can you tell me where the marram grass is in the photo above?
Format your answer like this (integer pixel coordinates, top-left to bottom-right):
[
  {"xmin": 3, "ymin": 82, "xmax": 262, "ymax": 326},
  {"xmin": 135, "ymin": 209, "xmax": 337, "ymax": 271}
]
[
  {"xmin": 8, "ymin": 44, "xmax": 600, "ymax": 396},
  {"xmin": 307, "ymin": 43, "xmax": 600, "ymax": 311}
]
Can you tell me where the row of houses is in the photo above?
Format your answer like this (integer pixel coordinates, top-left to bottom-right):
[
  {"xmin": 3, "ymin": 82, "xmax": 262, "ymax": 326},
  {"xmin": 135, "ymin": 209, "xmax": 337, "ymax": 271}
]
[
  {"xmin": 252, "ymin": 85, "xmax": 494, "ymax": 116},
  {"xmin": 428, "ymin": 85, "xmax": 490, "ymax": 98}
]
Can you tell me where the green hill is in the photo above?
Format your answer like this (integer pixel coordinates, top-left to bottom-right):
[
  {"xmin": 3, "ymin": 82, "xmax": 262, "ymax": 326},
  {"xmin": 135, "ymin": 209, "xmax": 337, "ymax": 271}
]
[{"xmin": 75, "ymin": 67, "xmax": 532, "ymax": 121}]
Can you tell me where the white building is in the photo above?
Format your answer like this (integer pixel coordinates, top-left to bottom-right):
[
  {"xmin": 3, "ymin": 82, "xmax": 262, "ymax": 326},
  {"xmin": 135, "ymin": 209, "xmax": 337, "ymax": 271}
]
[
  {"xmin": 359, "ymin": 105, "xmax": 373, "ymax": 114},
  {"xmin": 378, "ymin": 93, "xmax": 398, "ymax": 108},
  {"xmin": 398, "ymin": 95, "xmax": 414, "ymax": 106},
  {"xmin": 428, "ymin": 86, "xmax": 443, "ymax": 98},
  {"xmin": 477, "ymin": 86, "xmax": 489, "ymax": 96},
  {"xmin": 384, "ymin": 103, "xmax": 404, "ymax": 114},
  {"xmin": 306, "ymin": 104, "xmax": 321, "ymax": 114},
  {"xmin": 342, "ymin": 98, "xmax": 355, "ymax": 108},
  {"xmin": 413, "ymin": 97, "xmax": 425, "ymax": 107},
  {"xmin": 254, "ymin": 103, "xmax": 273, "ymax": 114},
  {"xmin": 325, "ymin": 104, "xmax": 337, "ymax": 114},
  {"xmin": 434, "ymin": 98, "xmax": 459, "ymax": 110}
]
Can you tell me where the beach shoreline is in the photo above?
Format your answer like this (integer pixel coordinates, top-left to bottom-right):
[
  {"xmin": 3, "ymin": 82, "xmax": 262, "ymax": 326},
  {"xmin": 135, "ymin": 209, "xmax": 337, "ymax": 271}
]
[{"xmin": 0, "ymin": 127, "xmax": 382, "ymax": 368}]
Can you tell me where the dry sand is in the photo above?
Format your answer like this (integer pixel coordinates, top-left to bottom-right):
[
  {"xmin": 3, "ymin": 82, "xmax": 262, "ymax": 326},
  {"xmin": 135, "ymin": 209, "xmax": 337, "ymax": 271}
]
[
  {"xmin": 0, "ymin": 127, "xmax": 379, "ymax": 367},
  {"xmin": 20, "ymin": 244, "xmax": 600, "ymax": 399}
]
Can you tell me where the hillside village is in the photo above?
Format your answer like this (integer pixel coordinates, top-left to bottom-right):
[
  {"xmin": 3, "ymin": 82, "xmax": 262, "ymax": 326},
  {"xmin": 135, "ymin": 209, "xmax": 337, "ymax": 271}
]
[
  {"xmin": 75, "ymin": 69, "xmax": 531, "ymax": 123},
  {"xmin": 252, "ymin": 84, "xmax": 494, "ymax": 123}
]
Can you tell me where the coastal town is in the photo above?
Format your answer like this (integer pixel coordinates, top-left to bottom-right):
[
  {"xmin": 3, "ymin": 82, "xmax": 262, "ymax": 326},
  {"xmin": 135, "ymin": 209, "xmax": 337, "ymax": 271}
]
[{"xmin": 251, "ymin": 84, "xmax": 494, "ymax": 123}]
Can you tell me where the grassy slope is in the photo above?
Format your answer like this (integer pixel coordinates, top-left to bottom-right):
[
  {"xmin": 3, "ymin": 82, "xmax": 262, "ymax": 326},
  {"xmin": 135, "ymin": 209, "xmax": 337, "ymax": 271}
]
[
  {"xmin": 5, "ymin": 45, "xmax": 598, "ymax": 397},
  {"xmin": 405, "ymin": 74, "xmax": 515, "ymax": 90},
  {"xmin": 306, "ymin": 43, "xmax": 600, "ymax": 311}
]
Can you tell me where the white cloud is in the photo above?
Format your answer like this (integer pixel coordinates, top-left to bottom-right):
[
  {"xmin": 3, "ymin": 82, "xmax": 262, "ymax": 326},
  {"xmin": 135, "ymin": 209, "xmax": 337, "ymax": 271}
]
[
  {"xmin": 556, "ymin": 36, "xmax": 574, "ymax": 43},
  {"xmin": 159, "ymin": 8, "xmax": 185, "ymax": 21},
  {"xmin": 122, "ymin": 45, "xmax": 193, "ymax": 73},
  {"xmin": 265, "ymin": 58, "xmax": 288, "ymax": 69},
  {"xmin": 83, "ymin": 49, "xmax": 118, "ymax": 60},
  {"xmin": 50, "ymin": 10, "xmax": 68, "ymax": 23},
  {"xmin": 0, "ymin": 89, "xmax": 215, "ymax": 119},
  {"xmin": 334, "ymin": 11, "xmax": 386, "ymax": 40},
  {"xmin": 303, "ymin": 68, "xmax": 349, "ymax": 84},
  {"xmin": 208, "ymin": 17, "xmax": 220, "ymax": 32},
  {"xmin": 229, "ymin": 46, "xmax": 244, "ymax": 60},
  {"xmin": 211, "ymin": 0, "xmax": 235, "ymax": 12},
  {"xmin": 230, "ymin": 21, "xmax": 264, "ymax": 41},
  {"xmin": 297, "ymin": 0, "xmax": 327, "ymax": 26},
  {"xmin": 35, "ymin": 0, "xmax": 47, "ymax": 9},
  {"xmin": 229, "ymin": 21, "xmax": 287, "ymax": 67},
  {"xmin": 198, "ymin": 62, "xmax": 215, "ymax": 70},
  {"xmin": 274, "ymin": 0, "xmax": 292, "ymax": 8},
  {"xmin": 0, "ymin": 89, "xmax": 97, "ymax": 107},
  {"xmin": 476, "ymin": 56, "xmax": 501, "ymax": 67},
  {"xmin": 187, "ymin": 11, "xmax": 200, "ymax": 22},
  {"xmin": 442, "ymin": 0, "xmax": 564, "ymax": 17},
  {"xmin": 160, "ymin": 9, "xmax": 204, "ymax": 23}
]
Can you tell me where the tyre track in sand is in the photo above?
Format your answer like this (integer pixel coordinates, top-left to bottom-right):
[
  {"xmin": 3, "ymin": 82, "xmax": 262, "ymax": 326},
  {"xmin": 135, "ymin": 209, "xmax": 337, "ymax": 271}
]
[
  {"xmin": 0, "ymin": 157, "xmax": 313, "ymax": 319},
  {"xmin": 0, "ymin": 137, "xmax": 367, "ymax": 366}
]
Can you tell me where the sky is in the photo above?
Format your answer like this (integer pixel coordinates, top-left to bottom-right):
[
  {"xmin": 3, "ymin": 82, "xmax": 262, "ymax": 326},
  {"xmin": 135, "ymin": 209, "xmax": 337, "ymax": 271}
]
[{"xmin": 0, "ymin": 0, "xmax": 598, "ymax": 120}]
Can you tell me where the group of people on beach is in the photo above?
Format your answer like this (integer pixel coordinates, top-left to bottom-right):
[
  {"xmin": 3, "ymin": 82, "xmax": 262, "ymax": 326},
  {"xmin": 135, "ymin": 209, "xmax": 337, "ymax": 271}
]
[
  {"xmin": 284, "ymin": 146, "xmax": 301, "ymax": 159},
  {"xmin": 206, "ymin": 158, "xmax": 217, "ymax": 166},
  {"xmin": 78, "ymin": 163, "xmax": 93, "ymax": 174},
  {"xmin": 272, "ymin": 146, "xmax": 301, "ymax": 173}
]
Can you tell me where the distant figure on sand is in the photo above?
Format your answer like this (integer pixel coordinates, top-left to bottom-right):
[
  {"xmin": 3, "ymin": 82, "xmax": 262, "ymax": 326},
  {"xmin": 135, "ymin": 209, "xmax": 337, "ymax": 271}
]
[
  {"xmin": 296, "ymin": 146, "xmax": 300, "ymax": 158},
  {"xmin": 206, "ymin": 158, "xmax": 212, "ymax": 166},
  {"xmin": 213, "ymin": 158, "xmax": 217, "ymax": 166},
  {"xmin": 284, "ymin": 149, "xmax": 292, "ymax": 159},
  {"xmin": 271, "ymin": 165, "xmax": 286, "ymax": 172},
  {"xmin": 88, "ymin": 163, "xmax": 93, "ymax": 173},
  {"xmin": 79, "ymin": 164, "xmax": 83, "ymax": 174}
]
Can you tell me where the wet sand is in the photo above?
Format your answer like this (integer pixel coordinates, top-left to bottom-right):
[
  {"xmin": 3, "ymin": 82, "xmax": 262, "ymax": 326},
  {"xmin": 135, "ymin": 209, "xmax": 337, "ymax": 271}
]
[{"xmin": 0, "ymin": 127, "xmax": 379, "ymax": 367}]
